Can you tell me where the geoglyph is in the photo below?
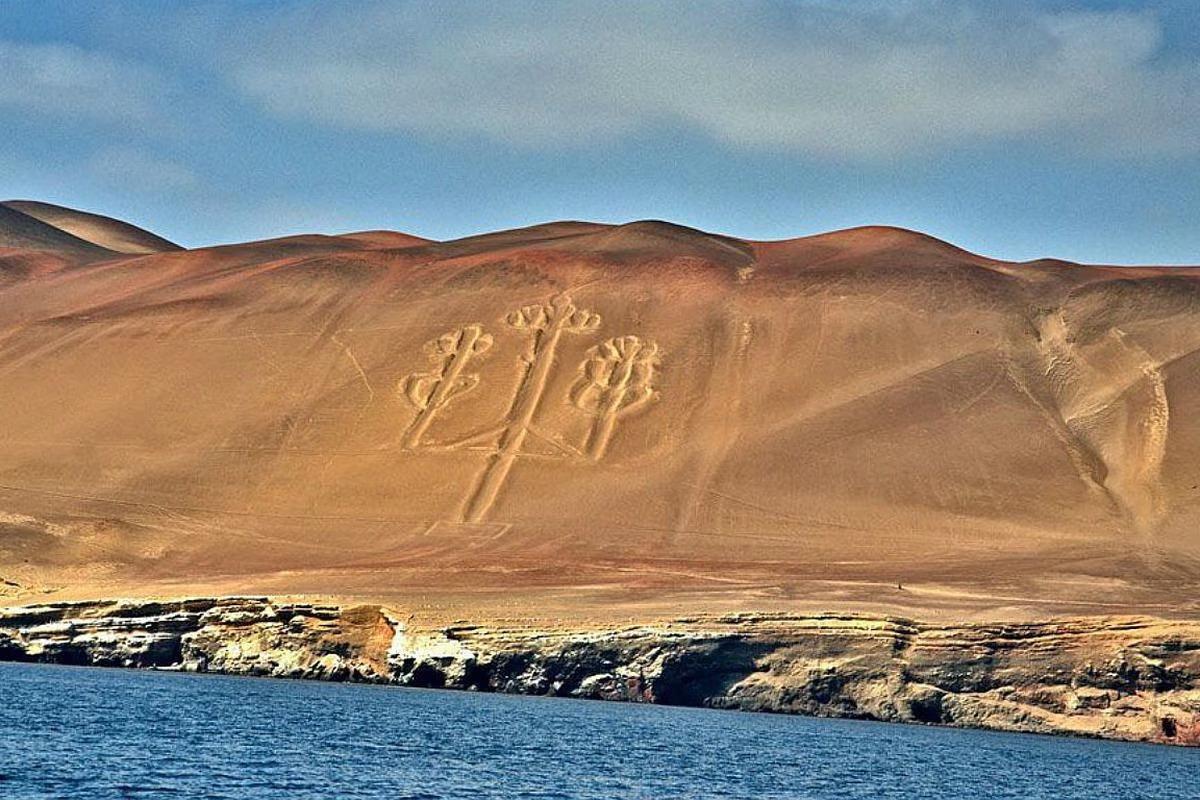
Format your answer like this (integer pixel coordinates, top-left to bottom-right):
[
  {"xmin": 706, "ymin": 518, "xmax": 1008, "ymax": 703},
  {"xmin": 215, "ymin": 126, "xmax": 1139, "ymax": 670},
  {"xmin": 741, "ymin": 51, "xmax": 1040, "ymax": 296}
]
[{"xmin": 400, "ymin": 294, "xmax": 660, "ymax": 521}]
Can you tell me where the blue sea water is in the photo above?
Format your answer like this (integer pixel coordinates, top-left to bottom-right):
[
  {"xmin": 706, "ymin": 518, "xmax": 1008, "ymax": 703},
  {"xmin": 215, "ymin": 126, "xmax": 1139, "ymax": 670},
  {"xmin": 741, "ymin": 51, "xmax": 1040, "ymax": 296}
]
[{"xmin": 0, "ymin": 662, "xmax": 1195, "ymax": 799}]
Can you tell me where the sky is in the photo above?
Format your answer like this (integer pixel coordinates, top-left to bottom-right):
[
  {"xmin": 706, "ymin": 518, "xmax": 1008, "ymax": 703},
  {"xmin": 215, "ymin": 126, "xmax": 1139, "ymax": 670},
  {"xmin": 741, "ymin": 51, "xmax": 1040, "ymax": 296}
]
[{"xmin": 1, "ymin": 0, "xmax": 1198, "ymax": 264}]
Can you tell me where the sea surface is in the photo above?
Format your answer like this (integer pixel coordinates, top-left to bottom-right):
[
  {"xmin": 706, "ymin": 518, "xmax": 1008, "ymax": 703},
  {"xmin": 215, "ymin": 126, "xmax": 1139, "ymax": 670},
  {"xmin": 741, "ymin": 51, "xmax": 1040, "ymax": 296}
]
[{"xmin": 0, "ymin": 662, "xmax": 1195, "ymax": 799}]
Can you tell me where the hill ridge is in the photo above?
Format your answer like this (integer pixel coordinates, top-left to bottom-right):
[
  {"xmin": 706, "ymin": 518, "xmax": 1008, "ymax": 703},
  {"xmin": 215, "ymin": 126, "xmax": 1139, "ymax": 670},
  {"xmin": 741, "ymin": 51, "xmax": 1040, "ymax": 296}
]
[{"xmin": 2, "ymin": 200, "xmax": 181, "ymax": 255}]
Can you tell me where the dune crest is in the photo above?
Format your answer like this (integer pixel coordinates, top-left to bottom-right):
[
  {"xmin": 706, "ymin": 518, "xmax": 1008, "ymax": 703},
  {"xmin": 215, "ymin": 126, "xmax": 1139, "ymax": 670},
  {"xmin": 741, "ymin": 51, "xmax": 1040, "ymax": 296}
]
[{"xmin": 2, "ymin": 200, "xmax": 181, "ymax": 255}]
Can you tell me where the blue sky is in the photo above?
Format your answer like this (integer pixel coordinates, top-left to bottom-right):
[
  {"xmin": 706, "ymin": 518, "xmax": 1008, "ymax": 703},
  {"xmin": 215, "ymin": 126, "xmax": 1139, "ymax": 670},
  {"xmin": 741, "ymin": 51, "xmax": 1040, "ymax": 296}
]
[{"xmin": 1, "ymin": 0, "xmax": 1198, "ymax": 263}]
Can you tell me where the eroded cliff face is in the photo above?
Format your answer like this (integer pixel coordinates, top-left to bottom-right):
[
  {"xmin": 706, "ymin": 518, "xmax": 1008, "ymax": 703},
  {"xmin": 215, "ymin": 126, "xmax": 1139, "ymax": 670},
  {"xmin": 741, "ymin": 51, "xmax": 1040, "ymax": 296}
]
[{"xmin": 2, "ymin": 598, "xmax": 1197, "ymax": 746}]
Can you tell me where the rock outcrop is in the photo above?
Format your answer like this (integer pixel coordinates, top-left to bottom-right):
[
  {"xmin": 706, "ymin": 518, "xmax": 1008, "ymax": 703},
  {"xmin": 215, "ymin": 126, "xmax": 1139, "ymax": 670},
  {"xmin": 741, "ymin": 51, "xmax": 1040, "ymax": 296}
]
[{"xmin": 2, "ymin": 598, "xmax": 1198, "ymax": 746}]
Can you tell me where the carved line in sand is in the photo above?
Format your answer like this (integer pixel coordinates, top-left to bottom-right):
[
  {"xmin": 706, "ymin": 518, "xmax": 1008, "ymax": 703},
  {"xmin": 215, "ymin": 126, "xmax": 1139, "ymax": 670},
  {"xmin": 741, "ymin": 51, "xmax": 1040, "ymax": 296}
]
[
  {"xmin": 399, "ymin": 324, "xmax": 493, "ymax": 449},
  {"xmin": 398, "ymin": 294, "xmax": 661, "ymax": 523},
  {"xmin": 570, "ymin": 335, "xmax": 660, "ymax": 460},
  {"xmin": 463, "ymin": 294, "xmax": 602, "ymax": 522}
]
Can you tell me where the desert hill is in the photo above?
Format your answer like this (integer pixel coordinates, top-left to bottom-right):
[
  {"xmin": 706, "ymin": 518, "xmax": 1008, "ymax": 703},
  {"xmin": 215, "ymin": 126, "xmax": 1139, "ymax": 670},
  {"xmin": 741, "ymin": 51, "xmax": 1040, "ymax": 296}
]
[
  {"xmin": 0, "ymin": 203, "xmax": 112, "ymax": 260},
  {"xmin": 2, "ymin": 200, "xmax": 182, "ymax": 255},
  {"xmin": 1, "ymin": 206, "xmax": 1199, "ymax": 623}
]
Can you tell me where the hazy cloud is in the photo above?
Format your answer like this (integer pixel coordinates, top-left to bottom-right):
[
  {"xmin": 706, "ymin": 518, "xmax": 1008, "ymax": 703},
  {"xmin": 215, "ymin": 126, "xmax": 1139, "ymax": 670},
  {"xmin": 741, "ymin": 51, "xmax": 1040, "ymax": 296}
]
[
  {"xmin": 0, "ymin": 40, "xmax": 170, "ymax": 126},
  {"xmin": 218, "ymin": 1, "xmax": 1200, "ymax": 159}
]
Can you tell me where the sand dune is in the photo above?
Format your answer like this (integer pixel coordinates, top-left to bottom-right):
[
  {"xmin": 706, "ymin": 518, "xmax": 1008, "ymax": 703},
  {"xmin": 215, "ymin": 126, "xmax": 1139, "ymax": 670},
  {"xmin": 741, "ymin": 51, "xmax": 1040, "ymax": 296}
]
[
  {"xmin": 0, "ymin": 204, "xmax": 111, "ymax": 260},
  {"xmin": 1, "ymin": 209, "xmax": 1198, "ymax": 622},
  {"xmin": 2, "ymin": 200, "xmax": 181, "ymax": 255}
]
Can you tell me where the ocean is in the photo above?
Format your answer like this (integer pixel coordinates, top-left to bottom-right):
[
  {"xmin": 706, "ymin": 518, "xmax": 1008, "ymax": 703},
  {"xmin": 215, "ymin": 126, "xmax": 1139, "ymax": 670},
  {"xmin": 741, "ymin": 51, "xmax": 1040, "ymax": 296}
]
[{"xmin": 0, "ymin": 662, "xmax": 1194, "ymax": 799}]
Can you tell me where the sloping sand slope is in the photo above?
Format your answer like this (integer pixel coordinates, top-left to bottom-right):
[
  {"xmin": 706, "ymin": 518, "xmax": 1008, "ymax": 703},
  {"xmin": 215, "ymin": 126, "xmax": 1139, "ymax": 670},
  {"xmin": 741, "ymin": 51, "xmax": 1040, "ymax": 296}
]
[
  {"xmin": 0, "ymin": 204, "xmax": 111, "ymax": 260},
  {"xmin": 1, "ymin": 212, "xmax": 1198, "ymax": 622},
  {"xmin": 2, "ymin": 200, "xmax": 181, "ymax": 255}
]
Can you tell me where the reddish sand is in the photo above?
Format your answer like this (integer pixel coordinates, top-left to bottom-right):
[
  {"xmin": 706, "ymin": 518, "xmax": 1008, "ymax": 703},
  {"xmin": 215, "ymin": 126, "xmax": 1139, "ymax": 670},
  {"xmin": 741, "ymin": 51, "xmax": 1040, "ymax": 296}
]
[{"xmin": 1, "ymin": 203, "xmax": 1199, "ymax": 625}]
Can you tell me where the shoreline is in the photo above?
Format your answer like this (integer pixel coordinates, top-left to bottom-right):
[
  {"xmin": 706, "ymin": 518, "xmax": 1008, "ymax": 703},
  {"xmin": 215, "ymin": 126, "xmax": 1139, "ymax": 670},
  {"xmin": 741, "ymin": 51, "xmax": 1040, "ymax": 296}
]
[
  {"xmin": 5, "ymin": 660, "xmax": 1194, "ymax": 757},
  {"xmin": 2, "ymin": 596, "xmax": 1197, "ymax": 747}
]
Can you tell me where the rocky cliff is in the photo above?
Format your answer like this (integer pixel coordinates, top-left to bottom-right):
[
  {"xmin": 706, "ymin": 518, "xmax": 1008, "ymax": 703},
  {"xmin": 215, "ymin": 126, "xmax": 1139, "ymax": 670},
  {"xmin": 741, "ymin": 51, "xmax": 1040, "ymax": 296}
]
[{"xmin": 2, "ymin": 597, "xmax": 1197, "ymax": 746}]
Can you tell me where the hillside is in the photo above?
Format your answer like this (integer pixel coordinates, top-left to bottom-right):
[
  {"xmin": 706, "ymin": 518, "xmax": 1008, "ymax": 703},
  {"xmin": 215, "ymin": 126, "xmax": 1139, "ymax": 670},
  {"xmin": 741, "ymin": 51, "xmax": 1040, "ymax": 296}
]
[
  {"xmin": 2, "ymin": 200, "xmax": 182, "ymax": 255},
  {"xmin": 1, "ymin": 209, "xmax": 1199, "ymax": 625},
  {"xmin": 0, "ymin": 203, "xmax": 112, "ymax": 260}
]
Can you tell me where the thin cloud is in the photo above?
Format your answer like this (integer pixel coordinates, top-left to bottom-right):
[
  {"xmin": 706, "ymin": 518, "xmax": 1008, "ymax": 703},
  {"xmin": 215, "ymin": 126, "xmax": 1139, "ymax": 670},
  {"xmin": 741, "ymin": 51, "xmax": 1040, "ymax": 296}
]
[
  {"xmin": 219, "ymin": 0, "xmax": 1200, "ymax": 159},
  {"xmin": 0, "ymin": 40, "xmax": 170, "ymax": 127}
]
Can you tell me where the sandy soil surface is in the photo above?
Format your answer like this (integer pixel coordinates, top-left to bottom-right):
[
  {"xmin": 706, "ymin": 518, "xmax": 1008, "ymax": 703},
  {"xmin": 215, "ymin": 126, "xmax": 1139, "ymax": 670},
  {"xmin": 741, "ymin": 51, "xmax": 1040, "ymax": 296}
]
[{"xmin": 2, "ymin": 204, "xmax": 1199, "ymax": 627}]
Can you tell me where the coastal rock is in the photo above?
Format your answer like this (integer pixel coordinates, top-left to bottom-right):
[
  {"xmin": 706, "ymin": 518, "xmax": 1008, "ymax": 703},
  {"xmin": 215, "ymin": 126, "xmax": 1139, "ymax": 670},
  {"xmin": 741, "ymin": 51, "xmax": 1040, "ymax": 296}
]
[
  {"xmin": 2, "ymin": 599, "xmax": 1198, "ymax": 746},
  {"xmin": 384, "ymin": 615, "xmax": 481, "ymax": 688}
]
